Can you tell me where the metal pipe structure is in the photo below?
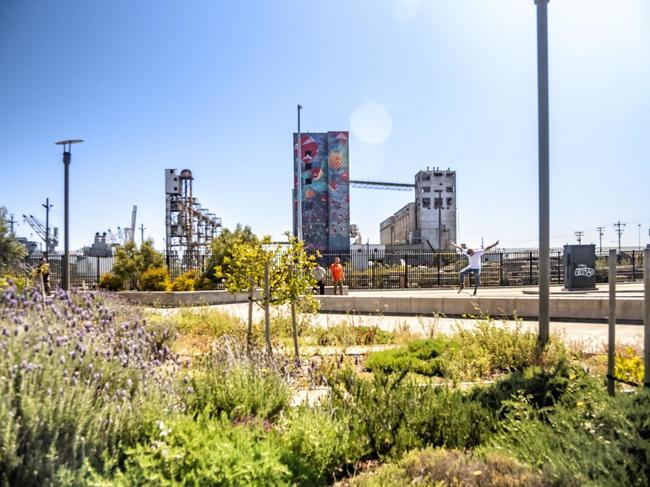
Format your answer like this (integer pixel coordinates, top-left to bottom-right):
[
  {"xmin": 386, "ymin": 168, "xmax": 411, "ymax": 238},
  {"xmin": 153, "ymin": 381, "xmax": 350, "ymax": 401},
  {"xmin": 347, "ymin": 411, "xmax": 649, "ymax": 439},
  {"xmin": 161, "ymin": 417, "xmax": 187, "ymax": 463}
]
[
  {"xmin": 535, "ymin": 0, "xmax": 550, "ymax": 345},
  {"xmin": 607, "ymin": 249, "xmax": 616, "ymax": 396},
  {"xmin": 296, "ymin": 104, "xmax": 303, "ymax": 241},
  {"xmin": 55, "ymin": 139, "xmax": 83, "ymax": 291}
]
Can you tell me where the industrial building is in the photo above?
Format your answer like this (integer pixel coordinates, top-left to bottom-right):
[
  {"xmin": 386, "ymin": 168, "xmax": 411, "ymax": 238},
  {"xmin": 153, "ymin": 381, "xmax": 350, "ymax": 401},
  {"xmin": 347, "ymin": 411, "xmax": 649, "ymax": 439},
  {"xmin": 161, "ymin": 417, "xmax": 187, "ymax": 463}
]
[
  {"xmin": 380, "ymin": 168, "xmax": 457, "ymax": 250},
  {"xmin": 293, "ymin": 131, "xmax": 350, "ymax": 255},
  {"xmin": 165, "ymin": 169, "xmax": 222, "ymax": 261}
]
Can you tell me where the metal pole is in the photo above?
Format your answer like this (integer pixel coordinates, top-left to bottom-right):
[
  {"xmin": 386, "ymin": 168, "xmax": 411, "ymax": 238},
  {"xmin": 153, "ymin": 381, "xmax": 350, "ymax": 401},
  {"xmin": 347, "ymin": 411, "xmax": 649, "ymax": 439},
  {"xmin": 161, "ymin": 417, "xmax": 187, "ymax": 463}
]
[
  {"xmin": 643, "ymin": 247, "xmax": 650, "ymax": 388},
  {"xmin": 264, "ymin": 260, "xmax": 272, "ymax": 355},
  {"xmin": 535, "ymin": 0, "xmax": 550, "ymax": 345},
  {"xmin": 296, "ymin": 104, "xmax": 303, "ymax": 241},
  {"xmin": 63, "ymin": 150, "xmax": 71, "ymax": 291},
  {"xmin": 56, "ymin": 139, "xmax": 82, "ymax": 291},
  {"xmin": 42, "ymin": 198, "xmax": 51, "ymax": 260},
  {"xmin": 435, "ymin": 190, "xmax": 443, "ymax": 249},
  {"xmin": 608, "ymin": 249, "xmax": 616, "ymax": 396},
  {"xmin": 8, "ymin": 214, "xmax": 16, "ymax": 235}
]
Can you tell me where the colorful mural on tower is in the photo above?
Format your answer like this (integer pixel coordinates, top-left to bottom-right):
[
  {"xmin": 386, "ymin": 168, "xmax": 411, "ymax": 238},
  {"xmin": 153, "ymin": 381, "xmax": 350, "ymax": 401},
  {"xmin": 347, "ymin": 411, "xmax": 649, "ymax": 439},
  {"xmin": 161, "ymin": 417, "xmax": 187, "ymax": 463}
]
[{"xmin": 293, "ymin": 131, "xmax": 350, "ymax": 254}]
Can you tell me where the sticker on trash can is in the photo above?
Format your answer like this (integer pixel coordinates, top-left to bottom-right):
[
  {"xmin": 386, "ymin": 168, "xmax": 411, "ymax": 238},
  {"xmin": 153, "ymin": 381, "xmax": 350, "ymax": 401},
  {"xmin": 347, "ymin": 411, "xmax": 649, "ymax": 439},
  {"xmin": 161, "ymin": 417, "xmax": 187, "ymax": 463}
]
[{"xmin": 574, "ymin": 264, "xmax": 595, "ymax": 277}]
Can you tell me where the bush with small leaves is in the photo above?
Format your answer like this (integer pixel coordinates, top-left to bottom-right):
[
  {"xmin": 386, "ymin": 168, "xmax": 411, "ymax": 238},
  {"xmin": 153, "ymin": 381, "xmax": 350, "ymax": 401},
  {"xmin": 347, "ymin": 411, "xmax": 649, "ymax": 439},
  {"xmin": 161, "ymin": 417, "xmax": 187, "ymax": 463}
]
[
  {"xmin": 98, "ymin": 271, "xmax": 123, "ymax": 291},
  {"xmin": 139, "ymin": 266, "xmax": 170, "ymax": 291}
]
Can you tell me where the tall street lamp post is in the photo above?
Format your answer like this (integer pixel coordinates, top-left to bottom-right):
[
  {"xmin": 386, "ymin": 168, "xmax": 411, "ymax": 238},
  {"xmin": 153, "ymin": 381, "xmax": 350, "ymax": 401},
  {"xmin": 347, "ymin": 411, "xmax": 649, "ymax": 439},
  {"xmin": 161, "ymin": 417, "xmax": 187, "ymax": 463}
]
[
  {"xmin": 535, "ymin": 0, "xmax": 550, "ymax": 345},
  {"xmin": 55, "ymin": 139, "xmax": 84, "ymax": 291}
]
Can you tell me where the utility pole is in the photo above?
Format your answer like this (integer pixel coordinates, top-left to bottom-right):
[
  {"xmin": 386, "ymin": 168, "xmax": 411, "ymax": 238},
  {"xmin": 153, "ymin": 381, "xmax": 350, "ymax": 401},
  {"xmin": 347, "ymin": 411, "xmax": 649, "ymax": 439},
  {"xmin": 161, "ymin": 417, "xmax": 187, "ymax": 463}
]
[
  {"xmin": 614, "ymin": 221, "xmax": 625, "ymax": 253},
  {"xmin": 8, "ymin": 214, "xmax": 17, "ymax": 235},
  {"xmin": 596, "ymin": 226, "xmax": 605, "ymax": 255},
  {"xmin": 534, "ymin": 0, "xmax": 550, "ymax": 346},
  {"xmin": 638, "ymin": 223, "xmax": 642, "ymax": 250},
  {"xmin": 434, "ymin": 189, "xmax": 443, "ymax": 249},
  {"xmin": 42, "ymin": 198, "xmax": 53, "ymax": 260},
  {"xmin": 574, "ymin": 231, "xmax": 584, "ymax": 245},
  {"xmin": 139, "ymin": 223, "xmax": 146, "ymax": 245}
]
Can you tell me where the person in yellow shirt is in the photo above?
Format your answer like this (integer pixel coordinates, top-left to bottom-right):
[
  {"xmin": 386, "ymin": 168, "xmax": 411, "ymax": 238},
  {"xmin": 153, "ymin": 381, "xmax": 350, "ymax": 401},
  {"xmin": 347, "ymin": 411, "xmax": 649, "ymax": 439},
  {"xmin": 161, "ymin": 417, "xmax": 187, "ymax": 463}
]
[{"xmin": 35, "ymin": 257, "xmax": 51, "ymax": 295}]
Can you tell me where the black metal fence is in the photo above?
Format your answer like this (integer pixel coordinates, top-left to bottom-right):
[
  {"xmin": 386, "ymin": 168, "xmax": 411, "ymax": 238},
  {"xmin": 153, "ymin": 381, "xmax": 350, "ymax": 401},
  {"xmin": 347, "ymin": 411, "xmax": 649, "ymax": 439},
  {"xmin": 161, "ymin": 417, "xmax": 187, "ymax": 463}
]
[
  {"xmin": 0, "ymin": 248, "xmax": 644, "ymax": 290},
  {"xmin": 316, "ymin": 248, "xmax": 645, "ymax": 290},
  {"xmin": 1, "ymin": 251, "xmax": 217, "ymax": 289}
]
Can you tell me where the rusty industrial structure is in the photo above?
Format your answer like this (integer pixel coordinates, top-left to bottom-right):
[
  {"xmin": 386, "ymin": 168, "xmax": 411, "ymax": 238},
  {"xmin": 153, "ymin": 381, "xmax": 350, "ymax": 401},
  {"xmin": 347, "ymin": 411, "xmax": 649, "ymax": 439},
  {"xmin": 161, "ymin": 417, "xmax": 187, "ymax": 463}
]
[{"xmin": 165, "ymin": 169, "xmax": 222, "ymax": 264}]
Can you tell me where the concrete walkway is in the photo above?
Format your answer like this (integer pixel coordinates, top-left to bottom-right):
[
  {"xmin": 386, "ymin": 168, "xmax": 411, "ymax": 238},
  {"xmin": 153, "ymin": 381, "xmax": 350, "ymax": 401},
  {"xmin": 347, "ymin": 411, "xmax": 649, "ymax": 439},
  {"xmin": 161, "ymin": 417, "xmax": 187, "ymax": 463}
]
[
  {"xmin": 316, "ymin": 283, "xmax": 645, "ymax": 323},
  {"xmin": 196, "ymin": 301, "xmax": 643, "ymax": 353}
]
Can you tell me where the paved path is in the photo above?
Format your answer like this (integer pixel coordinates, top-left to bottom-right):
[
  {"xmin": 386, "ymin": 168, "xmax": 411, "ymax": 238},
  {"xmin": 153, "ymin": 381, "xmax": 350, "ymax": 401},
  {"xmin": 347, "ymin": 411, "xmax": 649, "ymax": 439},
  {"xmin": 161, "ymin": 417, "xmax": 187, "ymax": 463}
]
[
  {"xmin": 184, "ymin": 301, "xmax": 644, "ymax": 353},
  {"xmin": 348, "ymin": 282, "xmax": 644, "ymax": 299}
]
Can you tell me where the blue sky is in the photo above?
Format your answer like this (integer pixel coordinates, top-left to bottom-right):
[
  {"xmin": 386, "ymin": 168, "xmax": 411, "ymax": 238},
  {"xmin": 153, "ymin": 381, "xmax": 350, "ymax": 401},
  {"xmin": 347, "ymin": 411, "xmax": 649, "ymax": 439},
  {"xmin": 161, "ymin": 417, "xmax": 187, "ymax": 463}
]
[{"xmin": 1, "ymin": 0, "xmax": 648, "ymax": 251}]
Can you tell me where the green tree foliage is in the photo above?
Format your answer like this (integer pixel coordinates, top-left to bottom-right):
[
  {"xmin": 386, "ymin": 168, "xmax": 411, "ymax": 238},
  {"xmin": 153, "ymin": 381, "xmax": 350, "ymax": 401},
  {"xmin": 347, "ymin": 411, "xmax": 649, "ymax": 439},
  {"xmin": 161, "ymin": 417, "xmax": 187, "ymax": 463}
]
[
  {"xmin": 216, "ymin": 233, "xmax": 318, "ymax": 359},
  {"xmin": 216, "ymin": 235, "xmax": 276, "ymax": 352},
  {"xmin": 204, "ymin": 224, "xmax": 257, "ymax": 286},
  {"xmin": 111, "ymin": 239, "xmax": 166, "ymax": 290},
  {"xmin": 0, "ymin": 207, "xmax": 27, "ymax": 272}
]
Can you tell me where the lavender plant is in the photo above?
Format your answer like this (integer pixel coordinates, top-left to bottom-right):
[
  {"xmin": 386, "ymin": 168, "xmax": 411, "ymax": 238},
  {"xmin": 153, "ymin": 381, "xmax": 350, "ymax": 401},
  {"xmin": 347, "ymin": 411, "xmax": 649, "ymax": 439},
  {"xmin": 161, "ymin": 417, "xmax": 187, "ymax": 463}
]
[{"xmin": 0, "ymin": 282, "xmax": 182, "ymax": 486}]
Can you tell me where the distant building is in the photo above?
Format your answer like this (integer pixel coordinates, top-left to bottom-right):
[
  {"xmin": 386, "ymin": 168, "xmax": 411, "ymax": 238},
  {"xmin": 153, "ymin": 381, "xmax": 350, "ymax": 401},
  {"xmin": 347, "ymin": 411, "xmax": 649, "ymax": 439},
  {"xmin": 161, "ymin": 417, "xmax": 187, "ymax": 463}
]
[
  {"xmin": 380, "ymin": 167, "xmax": 457, "ymax": 250},
  {"xmin": 293, "ymin": 131, "xmax": 350, "ymax": 255}
]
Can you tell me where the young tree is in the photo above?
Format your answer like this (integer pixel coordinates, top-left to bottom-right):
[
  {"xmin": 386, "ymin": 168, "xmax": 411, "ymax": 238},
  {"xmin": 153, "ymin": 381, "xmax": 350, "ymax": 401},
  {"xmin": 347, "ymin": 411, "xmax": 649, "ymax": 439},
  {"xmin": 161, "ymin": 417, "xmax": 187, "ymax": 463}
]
[
  {"xmin": 217, "ymin": 233, "xmax": 318, "ymax": 362},
  {"xmin": 273, "ymin": 233, "xmax": 319, "ymax": 365},
  {"xmin": 0, "ymin": 207, "xmax": 27, "ymax": 273},
  {"xmin": 216, "ymin": 235, "xmax": 269, "ymax": 351}
]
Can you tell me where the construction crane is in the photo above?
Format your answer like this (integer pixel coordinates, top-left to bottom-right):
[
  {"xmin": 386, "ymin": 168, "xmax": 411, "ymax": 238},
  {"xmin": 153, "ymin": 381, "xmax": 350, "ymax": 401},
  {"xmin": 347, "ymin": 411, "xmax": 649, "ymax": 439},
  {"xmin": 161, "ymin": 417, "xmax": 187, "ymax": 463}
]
[{"xmin": 22, "ymin": 214, "xmax": 58, "ymax": 252}]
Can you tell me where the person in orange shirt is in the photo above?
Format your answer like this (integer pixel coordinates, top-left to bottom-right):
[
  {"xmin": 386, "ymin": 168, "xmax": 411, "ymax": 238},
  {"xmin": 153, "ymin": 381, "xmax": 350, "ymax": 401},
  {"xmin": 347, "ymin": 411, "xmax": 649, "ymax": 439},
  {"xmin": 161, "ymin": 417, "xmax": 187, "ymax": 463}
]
[{"xmin": 329, "ymin": 257, "xmax": 345, "ymax": 295}]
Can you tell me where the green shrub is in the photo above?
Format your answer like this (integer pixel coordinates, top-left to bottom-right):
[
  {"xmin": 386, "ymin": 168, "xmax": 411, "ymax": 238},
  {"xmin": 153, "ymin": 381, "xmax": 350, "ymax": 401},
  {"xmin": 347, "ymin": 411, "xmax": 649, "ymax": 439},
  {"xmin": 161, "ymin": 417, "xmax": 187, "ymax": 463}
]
[
  {"xmin": 193, "ymin": 274, "xmax": 218, "ymax": 290},
  {"xmin": 471, "ymin": 360, "xmax": 593, "ymax": 416},
  {"xmin": 439, "ymin": 319, "xmax": 566, "ymax": 381},
  {"xmin": 315, "ymin": 322, "xmax": 393, "ymax": 346},
  {"xmin": 279, "ymin": 408, "xmax": 362, "ymax": 485},
  {"xmin": 328, "ymin": 370, "xmax": 495, "ymax": 459},
  {"xmin": 186, "ymin": 340, "xmax": 290, "ymax": 421},
  {"xmin": 98, "ymin": 271, "xmax": 122, "ymax": 291},
  {"xmin": 365, "ymin": 338, "xmax": 450, "ymax": 376},
  {"xmin": 171, "ymin": 270, "xmax": 198, "ymax": 291},
  {"xmin": 111, "ymin": 415, "xmax": 290, "ymax": 486},
  {"xmin": 351, "ymin": 447, "xmax": 545, "ymax": 486},
  {"xmin": 139, "ymin": 266, "xmax": 170, "ymax": 291}
]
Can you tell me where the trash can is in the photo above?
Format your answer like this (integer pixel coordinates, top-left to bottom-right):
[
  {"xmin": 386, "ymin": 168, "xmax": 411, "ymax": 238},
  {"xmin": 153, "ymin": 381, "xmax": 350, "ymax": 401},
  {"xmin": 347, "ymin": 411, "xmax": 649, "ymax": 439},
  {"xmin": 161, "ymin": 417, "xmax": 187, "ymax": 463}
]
[{"xmin": 563, "ymin": 244, "xmax": 597, "ymax": 290}]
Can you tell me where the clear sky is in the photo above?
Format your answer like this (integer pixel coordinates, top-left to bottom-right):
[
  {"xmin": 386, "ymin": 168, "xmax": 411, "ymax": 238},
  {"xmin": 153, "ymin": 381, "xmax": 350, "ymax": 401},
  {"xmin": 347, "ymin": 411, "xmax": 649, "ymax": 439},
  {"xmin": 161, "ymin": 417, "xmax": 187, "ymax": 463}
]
[{"xmin": 1, "ymin": 0, "xmax": 648, "ymax": 251}]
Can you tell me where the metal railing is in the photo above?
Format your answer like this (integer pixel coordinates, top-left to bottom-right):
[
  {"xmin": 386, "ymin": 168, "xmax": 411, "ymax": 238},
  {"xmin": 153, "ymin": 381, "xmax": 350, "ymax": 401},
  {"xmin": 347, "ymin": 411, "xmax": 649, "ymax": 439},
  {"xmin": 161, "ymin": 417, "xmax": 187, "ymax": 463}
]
[
  {"xmin": 0, "ymin": 248, "xmax": 644, "ymax": 290},
  {"xmin": 316, "ymin": 248, "xmax": 644, "ymax": 290}
]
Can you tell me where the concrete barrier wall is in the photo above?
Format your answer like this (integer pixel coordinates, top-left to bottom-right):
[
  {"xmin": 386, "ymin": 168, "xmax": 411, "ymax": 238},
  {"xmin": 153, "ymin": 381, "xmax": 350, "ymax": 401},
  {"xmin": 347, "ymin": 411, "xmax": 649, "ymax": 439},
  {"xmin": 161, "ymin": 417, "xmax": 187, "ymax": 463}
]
[
  {"xmin": 119, "ymin": 285, "xmax": 348, "ymax": 307},
  {"xmin": 118, "ymin": 290, "xmax": 253, "ymax": 307},
  {"xmin": 316, "ymin": 295, "xmax": 643, "ymax": 322}
]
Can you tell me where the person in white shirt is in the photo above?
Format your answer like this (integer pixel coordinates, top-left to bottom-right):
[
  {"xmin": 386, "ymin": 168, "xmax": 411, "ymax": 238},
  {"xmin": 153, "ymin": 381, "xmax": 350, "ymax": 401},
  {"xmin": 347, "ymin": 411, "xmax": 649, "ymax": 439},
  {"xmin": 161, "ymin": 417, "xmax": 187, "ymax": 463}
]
[{"xmin": 450, "ymin": 240, "xmax": 499, "ymax": 295}]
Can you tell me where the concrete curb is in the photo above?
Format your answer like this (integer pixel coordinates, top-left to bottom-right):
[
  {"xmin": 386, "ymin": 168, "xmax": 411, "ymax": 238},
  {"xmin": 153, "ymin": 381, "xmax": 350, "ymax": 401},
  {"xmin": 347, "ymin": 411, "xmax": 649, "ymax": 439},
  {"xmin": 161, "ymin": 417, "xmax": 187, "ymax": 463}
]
[{"xmin": 316, "ymin": 295, "xmax": 643, "ymax": 323}]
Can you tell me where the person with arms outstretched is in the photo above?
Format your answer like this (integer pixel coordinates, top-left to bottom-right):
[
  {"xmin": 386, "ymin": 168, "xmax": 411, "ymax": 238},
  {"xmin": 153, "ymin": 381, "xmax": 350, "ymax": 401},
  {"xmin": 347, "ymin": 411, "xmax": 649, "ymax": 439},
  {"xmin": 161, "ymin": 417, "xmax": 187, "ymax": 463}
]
[{"xmin": 450, "ymin": 240, "xmax": 499, "ymax": 295}]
